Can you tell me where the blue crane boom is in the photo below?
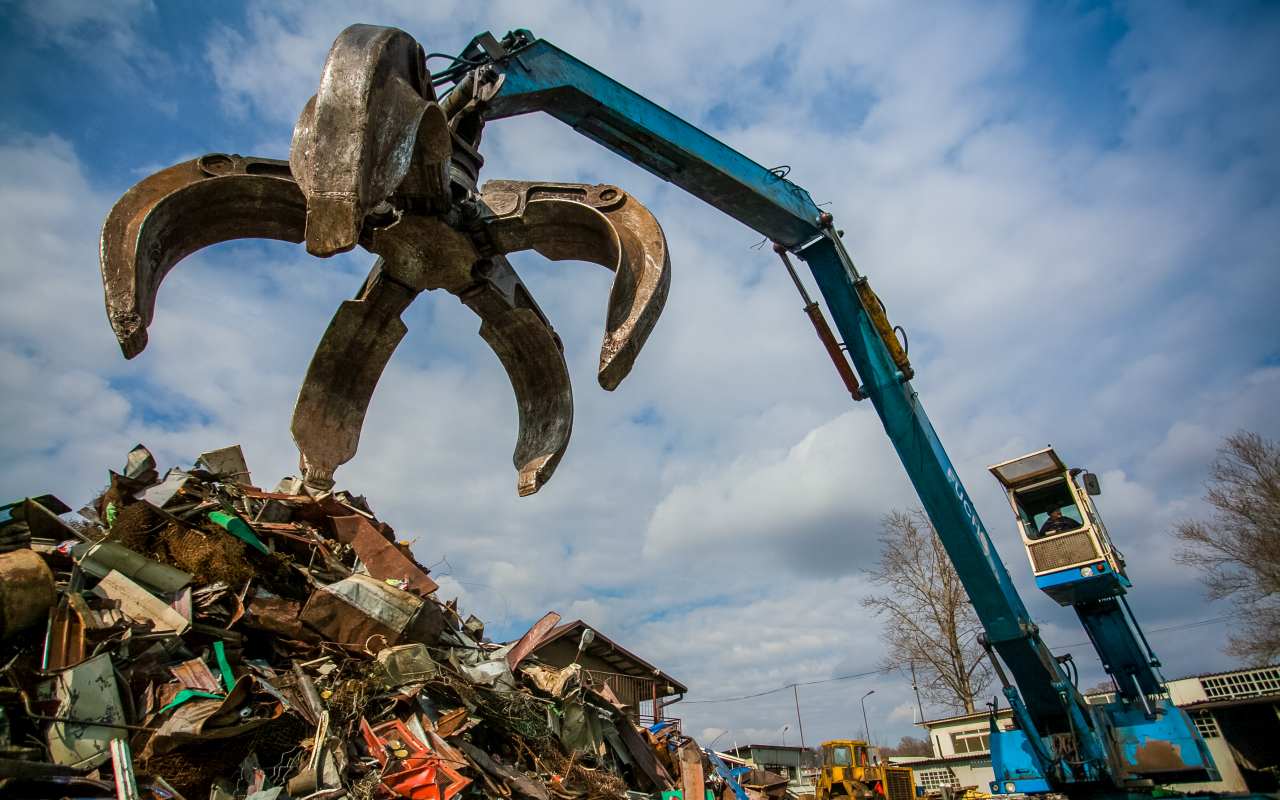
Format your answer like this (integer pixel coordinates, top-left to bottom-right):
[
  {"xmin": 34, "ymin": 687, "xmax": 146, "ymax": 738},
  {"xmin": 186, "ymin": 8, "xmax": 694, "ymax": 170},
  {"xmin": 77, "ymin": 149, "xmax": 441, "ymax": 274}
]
[{"xmin": 464, "ymin": 29, "xmax": 1245, "ymax": 800}]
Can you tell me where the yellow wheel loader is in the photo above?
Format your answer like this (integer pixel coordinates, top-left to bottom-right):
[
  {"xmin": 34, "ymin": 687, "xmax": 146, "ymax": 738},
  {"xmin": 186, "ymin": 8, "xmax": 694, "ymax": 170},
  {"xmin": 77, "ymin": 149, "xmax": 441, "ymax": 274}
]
[{"xmin": 815, "ymin": 740, "xmax": 915, "ymax": 800}]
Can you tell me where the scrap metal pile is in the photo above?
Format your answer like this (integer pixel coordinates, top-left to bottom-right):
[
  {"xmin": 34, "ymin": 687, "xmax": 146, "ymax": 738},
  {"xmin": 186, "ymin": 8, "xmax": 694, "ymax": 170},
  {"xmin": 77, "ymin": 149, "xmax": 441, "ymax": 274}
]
[{"xmin": 0, "ymin": 444, "xmax": 731, "ymax": 800}]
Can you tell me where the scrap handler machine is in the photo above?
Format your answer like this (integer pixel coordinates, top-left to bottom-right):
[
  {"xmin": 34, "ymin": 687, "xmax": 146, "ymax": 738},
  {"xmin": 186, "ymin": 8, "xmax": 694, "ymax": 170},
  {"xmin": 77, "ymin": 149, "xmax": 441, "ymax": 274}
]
[{"xmin": 99, "ymin": 23, "xmax": 1266, "ymax": 800}]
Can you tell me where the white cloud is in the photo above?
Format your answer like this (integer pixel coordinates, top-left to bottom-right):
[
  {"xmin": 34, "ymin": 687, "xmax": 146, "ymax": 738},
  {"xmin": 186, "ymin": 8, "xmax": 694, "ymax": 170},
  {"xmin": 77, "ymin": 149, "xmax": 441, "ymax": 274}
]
[
  {"xmin": 643, "ymin": 411, "xmax": 916, "ymax": 574},
  {"xmin": 2, "ymin": 0, "xmax": 1278, "ymax": 749},
  {"xmin": 888, "ymin": 702, "xmax": 918, "ymax": 725}
]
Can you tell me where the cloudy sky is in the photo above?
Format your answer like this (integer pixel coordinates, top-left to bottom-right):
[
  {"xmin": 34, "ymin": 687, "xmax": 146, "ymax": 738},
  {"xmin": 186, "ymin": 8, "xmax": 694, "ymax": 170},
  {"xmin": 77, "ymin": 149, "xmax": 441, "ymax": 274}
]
[{"xmin": 2, "ymin": 0, "xmax": 1278, "ymax": 748}]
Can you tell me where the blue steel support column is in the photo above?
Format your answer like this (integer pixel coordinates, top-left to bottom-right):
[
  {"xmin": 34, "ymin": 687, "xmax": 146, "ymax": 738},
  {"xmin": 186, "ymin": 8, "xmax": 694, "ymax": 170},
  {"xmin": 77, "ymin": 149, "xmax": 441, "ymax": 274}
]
[
  {"xmin": 795, "ymin": 235, "xmax": 1073, "ymax": 733},
  {"xmin": 1075, "ymin": 598, "xmax": 1165, "ymax": 703}
]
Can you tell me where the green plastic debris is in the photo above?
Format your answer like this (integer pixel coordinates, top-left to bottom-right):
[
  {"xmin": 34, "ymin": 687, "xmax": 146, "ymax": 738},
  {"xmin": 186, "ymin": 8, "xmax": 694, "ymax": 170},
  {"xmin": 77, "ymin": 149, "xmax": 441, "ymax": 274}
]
[
  {"xmin": 158, "ymin": 689, "xmax": 224, "ymax": 714},
  {"xmin": 105, "ymin": 502, "xmax": 117, "ymax": 526},
  {"xmin": 212, "ymin": 641, "xmax": 236, "ymax": 692},
  {"xmin": 207, "ymin": 510, "xmax": 268, "ymax": 554}
]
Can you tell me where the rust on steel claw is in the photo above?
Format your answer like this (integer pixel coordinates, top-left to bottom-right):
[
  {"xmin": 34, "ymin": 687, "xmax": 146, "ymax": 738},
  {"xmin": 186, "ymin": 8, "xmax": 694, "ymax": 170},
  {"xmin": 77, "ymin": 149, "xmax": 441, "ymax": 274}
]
[
  {"xmin": 98, "ymin": 23, "xmax": 670, "ymax": 495},
  {"xmin": 100, "ymin": 154, "xmax": 304, "ymax": 358},
  {"xmin": 479, "ymin": 181, "xmax": 671, "ymax": 391},
  {"xmin": 291, "ymin": 24, "xmax": 451, "ymax": 256}
]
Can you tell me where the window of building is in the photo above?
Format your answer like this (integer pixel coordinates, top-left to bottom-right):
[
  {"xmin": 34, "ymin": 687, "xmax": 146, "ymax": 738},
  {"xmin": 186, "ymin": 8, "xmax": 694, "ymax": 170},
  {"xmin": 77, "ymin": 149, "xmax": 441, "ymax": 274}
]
[
  {"xmin": 1200, "ymin": 667, "xmax": 1280, "ymax": 700},
  {"xmin": 919, "ymin": 768, "xmax": 958, "ymax": 791},
  {"xmin": 1191, "ymin": 710, "xmax": 1220, "ymax": 739},
  {"xmin": 950, "ymin": 729, "xmax": 990, "ymax": 754}
]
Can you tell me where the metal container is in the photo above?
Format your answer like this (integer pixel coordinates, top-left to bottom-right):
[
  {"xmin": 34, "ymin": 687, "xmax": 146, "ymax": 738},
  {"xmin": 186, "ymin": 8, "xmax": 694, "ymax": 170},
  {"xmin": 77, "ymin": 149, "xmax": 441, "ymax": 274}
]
[{"xmin": 0, "ymin": 548, "xmax": 57, "ymax": 639}]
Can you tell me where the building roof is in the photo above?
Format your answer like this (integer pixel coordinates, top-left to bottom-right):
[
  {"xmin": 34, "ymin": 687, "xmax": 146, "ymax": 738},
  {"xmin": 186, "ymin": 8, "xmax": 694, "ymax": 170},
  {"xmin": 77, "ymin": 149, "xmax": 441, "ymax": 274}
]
[
  {"xmin": 730, "ymin": 744, "xmax": 814, "ymax": 753},
  {"xmin": 918, "ymin": 664, "xmax": 1280, "ymax": 728},
  {"xmin": 919, "ymin": 708, "xmax": 1008, "ymax": 727},
  {"xmin": 532, "ymin": 619, "xmax": 688, "ymax": 695},
  {"xmin": 1166, "ymin": 663, "xmax": 1280, "ymax": 684},
  {"xmin": 1178, "ymin": 694, "xmax": 1280, "ymax": 711},
  {"xmin": 902, "ymin": 752, "xmax": 994, "ymax": 768}
]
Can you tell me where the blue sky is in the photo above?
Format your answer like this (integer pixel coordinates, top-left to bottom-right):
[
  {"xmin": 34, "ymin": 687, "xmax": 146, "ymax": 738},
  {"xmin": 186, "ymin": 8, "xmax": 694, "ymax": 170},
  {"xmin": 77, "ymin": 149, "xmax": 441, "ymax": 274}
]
[{"xmin": 1, "ymin": 0, "xmax": 1278, "ymax": 748}]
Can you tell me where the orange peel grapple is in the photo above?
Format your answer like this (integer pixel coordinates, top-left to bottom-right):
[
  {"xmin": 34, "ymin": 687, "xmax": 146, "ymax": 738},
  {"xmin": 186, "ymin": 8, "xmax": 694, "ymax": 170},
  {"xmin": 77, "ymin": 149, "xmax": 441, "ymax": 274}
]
[{"xmin": 100, "ymin": 25, "xmax": 670, "ymax": 495}]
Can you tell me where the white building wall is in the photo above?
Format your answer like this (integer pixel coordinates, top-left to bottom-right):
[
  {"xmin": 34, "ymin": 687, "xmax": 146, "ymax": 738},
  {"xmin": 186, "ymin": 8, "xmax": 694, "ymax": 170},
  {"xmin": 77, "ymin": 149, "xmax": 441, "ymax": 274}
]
[
  {"xmin": 1165, "ymin": 675, "xmax": 1208, "ymax": 706},
  {"xmin": 1175, "ymin": 735, "xmax": 1248, "ymax": 794},
  {"xmin": 914, "ymin": 712, "xmax": 1014, "ymax": 793}
]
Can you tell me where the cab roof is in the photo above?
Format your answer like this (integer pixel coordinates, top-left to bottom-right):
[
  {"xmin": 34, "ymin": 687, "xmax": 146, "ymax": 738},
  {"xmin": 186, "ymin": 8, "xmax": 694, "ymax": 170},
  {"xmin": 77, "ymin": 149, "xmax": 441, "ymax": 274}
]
[{"xmin": 988, "ymin": 446, "xmax": 1067, "ymax": 489}]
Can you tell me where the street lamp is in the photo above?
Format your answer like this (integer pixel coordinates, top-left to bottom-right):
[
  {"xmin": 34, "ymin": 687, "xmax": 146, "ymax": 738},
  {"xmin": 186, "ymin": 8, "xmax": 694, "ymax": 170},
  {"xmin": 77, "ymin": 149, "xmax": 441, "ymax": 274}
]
[
  {"xmin": 573, "ymin": 628, "xmax": 595, "ymax": 665},
  {"xmin": 780, "ymin": 724, "xmax": 791, "ymax": 746},
  {"xmin": 708, "ymin": 729, "xmax": 730, "ymax": 750},
  {"xmin": 860, "ymin": 690, "xmax": 876, "ymax": 746}
]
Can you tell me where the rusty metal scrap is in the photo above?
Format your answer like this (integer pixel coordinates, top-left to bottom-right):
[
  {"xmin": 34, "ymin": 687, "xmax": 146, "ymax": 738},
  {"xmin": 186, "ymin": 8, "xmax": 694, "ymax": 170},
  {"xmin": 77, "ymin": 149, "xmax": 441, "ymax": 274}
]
[
  {"xmin": 331, "ymin": 513, "xmax": 440, "ymax": 596},
  {"xmin": 99, "ymin": 23, "xmax": 671, "ymax": 496},
  {"xmin": 0, "ymin": 548, "xmax": 56, "ymax": 639},
  {"xmin": 0, "ymin": 442, "xmax": 716, "ymax": 799}
]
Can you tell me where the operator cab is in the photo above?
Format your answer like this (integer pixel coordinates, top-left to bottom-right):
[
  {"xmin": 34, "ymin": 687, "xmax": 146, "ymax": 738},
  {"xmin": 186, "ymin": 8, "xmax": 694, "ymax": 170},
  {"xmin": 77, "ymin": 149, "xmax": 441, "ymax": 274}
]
[
  {"xmin": 822, "ymin": 741, "xmax": 871, "ymax": 770},
  {"xmin": 988, "ymin": 447, "xmax": 1127, "ymax": 605}
]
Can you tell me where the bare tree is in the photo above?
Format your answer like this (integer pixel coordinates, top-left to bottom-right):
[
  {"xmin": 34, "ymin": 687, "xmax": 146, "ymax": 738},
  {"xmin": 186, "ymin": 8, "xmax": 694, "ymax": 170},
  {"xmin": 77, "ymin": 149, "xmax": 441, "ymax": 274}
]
[
  {"xmin": 862, "ymin": 509, "xmax": 992, "ymax": 714},
  {"xmin": 1174, "ymin": 431, "xmax": 1280, "ymax": 664}
]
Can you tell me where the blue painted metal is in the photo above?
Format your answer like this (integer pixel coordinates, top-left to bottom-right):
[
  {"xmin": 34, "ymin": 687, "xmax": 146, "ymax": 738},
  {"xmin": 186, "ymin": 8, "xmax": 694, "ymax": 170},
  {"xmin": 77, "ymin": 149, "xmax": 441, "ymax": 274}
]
[
  {"xmin": 472, "ymin": 31, "xmax": 1264, "ymax": 799},
  {"xmin": 705, "ymin": 749, "xmax": 751, "ymax": 800},
  {"xmin": 1076, "ymin": 598, "xmax": 1165, "ymax": 701},
  {"xmin": 1034, "ymin": 562, "xmax": 1128, "ymax": 605},
  {"xmin": 795, "ymin": 235, "xmax": 1092, "ymax": 747},
  {"xmin": 1108, "ymin": 699, "xmax": 1219, "ymax": 780},
  {"xmin": 989, "ymin": 714, "xmax": 1050, "ymax": 788},
  {"xmin": 483, "ymin": 38, "xmax": 824, "ymax": 248}
]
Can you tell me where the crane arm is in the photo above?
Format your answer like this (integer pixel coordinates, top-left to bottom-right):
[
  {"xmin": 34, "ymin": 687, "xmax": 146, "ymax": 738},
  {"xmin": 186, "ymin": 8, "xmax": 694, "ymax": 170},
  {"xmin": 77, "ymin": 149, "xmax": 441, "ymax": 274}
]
[
  {"xmin": 475, "ymin": 33, "xmax": 823, "ymax": 248},
  {"xmin": 472, "ymin": 29, "xmax": 1082, "ymax": 745}
]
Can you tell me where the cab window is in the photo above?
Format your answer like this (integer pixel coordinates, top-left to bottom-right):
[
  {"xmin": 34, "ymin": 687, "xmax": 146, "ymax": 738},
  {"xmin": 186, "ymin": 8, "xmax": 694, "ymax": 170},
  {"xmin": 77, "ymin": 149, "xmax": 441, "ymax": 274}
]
[
  {"xmin": 1014, "ymin": 479, "xmax": 1084, "ymax": 539},
  {"xmin": 827, "ymin": 746, "xmax": 852, "ymax": 766}
]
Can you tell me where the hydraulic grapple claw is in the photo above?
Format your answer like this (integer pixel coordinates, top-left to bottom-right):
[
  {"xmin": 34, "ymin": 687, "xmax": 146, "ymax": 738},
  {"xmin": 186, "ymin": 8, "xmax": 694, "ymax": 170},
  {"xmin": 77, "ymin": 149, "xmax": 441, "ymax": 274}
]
[
  {"xmin": 99, "ymin": 154, "xmax": 304, "ymax": 358},
  {"xmin": 292, "ymin": 260, "xmax": 420, "ymax": 491},
  {"xmin": 291, "ymin": 221, "xmax": 573, "ymax": 497},
  {"xmin": 100, "ymin": 25, "xmax": 672, "ymax": 496},
  {"xmin": 462, "ymin": 256, "xmax": 572, "ymax": 497},
  {"xmin": 290, "ymin": 24, "xmax": 450, "ymax": 256},
  {"xmin": 478, "ymin": 180, "xmax": 671, "ymax": 390}
]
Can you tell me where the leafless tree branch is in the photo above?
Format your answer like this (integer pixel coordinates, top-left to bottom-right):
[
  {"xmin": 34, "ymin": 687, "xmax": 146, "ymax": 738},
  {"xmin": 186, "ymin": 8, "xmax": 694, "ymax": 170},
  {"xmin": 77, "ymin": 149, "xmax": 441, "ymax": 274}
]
[
  {"xmin": 1173, "ymin": 431, "xmax": 1280, "ymax": 664},
  {"xmin": 862, "ymin": 509, "xmax": 992, "ymax": 713}
]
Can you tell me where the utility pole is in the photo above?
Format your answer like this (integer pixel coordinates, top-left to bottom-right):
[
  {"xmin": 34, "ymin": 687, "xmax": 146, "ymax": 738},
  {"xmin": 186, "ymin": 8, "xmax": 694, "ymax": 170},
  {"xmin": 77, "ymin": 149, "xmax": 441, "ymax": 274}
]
[
  {"xmin": 911, "ymin": 663, "xmax": 925, "ymax": 723},
  {"xmin": 793, "ymin": 684, "xmax": 806, "ymax": 749},
  {"xmin": 860, "ymin": 690, "xmax": 876, "ymax": 746}
]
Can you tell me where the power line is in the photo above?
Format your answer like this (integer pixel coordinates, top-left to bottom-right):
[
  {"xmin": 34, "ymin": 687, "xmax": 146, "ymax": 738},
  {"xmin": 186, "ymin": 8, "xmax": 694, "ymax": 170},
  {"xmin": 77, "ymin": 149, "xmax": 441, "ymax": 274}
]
[
  {"xmin": 1049, "ymin": 614, "xmax": 1236, "ymax": 652},
  {"xmin": 680, "ymin": 614, "xmax": 1237, "ymax": 706},
  {"xmin": 681, "ymin": 666, "xmax": 894, "ymax": 705}
]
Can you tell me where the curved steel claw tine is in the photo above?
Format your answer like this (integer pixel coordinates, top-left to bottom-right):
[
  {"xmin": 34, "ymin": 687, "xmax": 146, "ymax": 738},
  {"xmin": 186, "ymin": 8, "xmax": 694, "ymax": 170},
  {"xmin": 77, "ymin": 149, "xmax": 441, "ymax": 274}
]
[
  {"xmin": 291, "ymin": 260, "xmax": 419, "ymax": 491},
  {"xmin": 99, "ymin": 154, "xmax": 305, "ymax": 358},
  {"xmin": 462, "ymin": 256, "xmax": 572, "ymax": 497},
  {"xmin": 478, "ymin": 180, "xmax": 671, "ymax": 390},
  {"xmin": 291, "ymin": 24, "xmax": 450, "ymax": 257},
  {"xmin": 296, "ymin": 221, "xmax": 572, "ymax": 496}
]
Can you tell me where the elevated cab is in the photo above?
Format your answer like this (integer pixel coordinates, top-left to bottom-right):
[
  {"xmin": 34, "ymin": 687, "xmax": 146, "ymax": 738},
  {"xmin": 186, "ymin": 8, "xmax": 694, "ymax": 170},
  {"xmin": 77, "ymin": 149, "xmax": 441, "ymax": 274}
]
[{"xmin": 988, "ymin": 447, "xmax": 1128, "ymax": 605}]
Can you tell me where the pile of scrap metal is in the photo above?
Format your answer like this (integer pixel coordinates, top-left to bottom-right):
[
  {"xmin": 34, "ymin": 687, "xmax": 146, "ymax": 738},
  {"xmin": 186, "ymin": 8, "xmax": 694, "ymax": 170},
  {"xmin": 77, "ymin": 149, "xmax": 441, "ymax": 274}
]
[{"xmin": 0, "ymin": 444, "xmax": 715, "ymax": 800}]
